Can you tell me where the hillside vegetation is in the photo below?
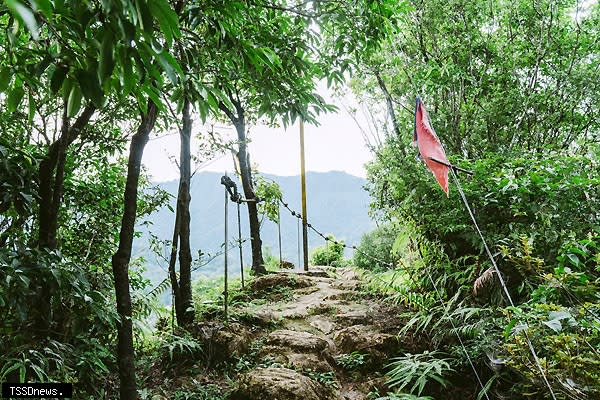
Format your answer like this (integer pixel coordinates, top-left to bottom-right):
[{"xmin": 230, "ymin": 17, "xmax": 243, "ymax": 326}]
[{"xmin": 1, "ymin": 0, "xmax": 598, "ymax": 399}]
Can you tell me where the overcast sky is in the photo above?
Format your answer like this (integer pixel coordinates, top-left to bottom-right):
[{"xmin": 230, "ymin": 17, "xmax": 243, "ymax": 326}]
[{"xmin": 142, "ymin": 85, "xmax": 380, "ymax": 182}]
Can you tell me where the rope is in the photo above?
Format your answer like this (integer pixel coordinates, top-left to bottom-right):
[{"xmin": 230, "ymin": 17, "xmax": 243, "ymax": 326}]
[
  {"xmin": 279, "ymin": 198, "xmax": 396, "ymax": 269},
  {"xmin": 449, "ymin": 167, "xmax": 558, "ymax": 400}
]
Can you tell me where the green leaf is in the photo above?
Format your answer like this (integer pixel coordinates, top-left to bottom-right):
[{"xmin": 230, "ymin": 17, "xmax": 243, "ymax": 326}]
[
  {"xmin": 542, "ymin": 318, "xmax": 562, "ymax": 333},
  {"xmin": 31, "ymin": 0, "xmax": 53, "ymax": 16},
  {"xmin": 0, "ymin": 68, "xmax": 12, "ymax": 92},
  {"xmin": 98, "ymin": 30, "xmax": 115, "ymax": 82},
  {"xmin": 135, "ymin": 0, "xmax": 154, "ymax": 34},
  {"xmin": 141, "ymin": 85, "xmax": 163, "ymax": 111},
  {"xmin": 149, "ymin": 0, "xmax": 181, "ymax": 46},
  {"xmin": 77, "ymin": 70, "xmax": 105, "ymax": 108},
  {"xmin": 27, "ymin": 91, "xmax": 35, "ymax": 124},
  {"xmin": 157, "ymin": 52, "xmax": 177, "ymax": 84},
  {"xmin": 6, "ymin": 0, "xmax": 39, "ymax": 40},
  {"xmin": 120, "ymin": 49, "xmax": 136, "ymax": 95},
  {"xmin": 66, "ymin": 84, "xmax": 83, "ymax": 117},
  {"xmin": 50, "ymin": 66, "xmax": 67, "ymax": 94},
  {"xmin": 7, "ymin": 85, "xmax": 25, "ymax": 112}
]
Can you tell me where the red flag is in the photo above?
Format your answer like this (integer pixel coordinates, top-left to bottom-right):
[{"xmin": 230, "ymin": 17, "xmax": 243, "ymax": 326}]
[{"xmin": 414, "ymin": 97, "xmax": 449, "ymax": 195}]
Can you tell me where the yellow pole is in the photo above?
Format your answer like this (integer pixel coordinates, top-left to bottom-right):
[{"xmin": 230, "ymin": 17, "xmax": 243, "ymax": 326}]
[{"xmin": 300, "ymin": 119, "xmax": 309, "ymax": 271}]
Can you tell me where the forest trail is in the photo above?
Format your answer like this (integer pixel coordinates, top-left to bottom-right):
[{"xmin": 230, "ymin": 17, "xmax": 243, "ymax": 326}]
[{"xmin": 193, "ymin": 266, "xmax": 407, "ymax": 400}]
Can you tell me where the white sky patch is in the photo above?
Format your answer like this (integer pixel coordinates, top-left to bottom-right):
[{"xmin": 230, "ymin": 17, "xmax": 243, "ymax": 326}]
[{"xmin": 143, "ymin": 83, "xmax": 374, "ymax": 182}]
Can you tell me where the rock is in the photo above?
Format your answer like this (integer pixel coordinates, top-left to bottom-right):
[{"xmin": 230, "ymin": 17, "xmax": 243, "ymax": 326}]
[
  {"xmin": 324, "ymin": 291, "xmax": 356, "ymax": 301},
  {"xmin": 279, "ymin": 260, "xmax": 296, "ymax": 269},
  {"xmin": 259, "ymin": 351, "xmax": 333, "ymax": 372},
  {"xmin": 248, "ymin": 273, "xmax": 313, "ymax": 296},
  {"xmin": 333, "ymin": 325, "xmax": 400, "ymax": 368},
  {"xmin": 194, "ymin": 322, "xmax": 253, "ymax": 365},
  {"xmin": 297, "ymin": 269, "xmax": 331, "ymax": 278},
  {"xmin": 339, "ymin": 388, "xmax": 368, "ymax": 400},
  {"xmin": 258, "ymin": 329, "xmax": 335, "ymax": 372},
  {"xmin": 335, "ymin": 311, "xmax": 373, "ymax": 326},
  {"xmin": 331, "ymin": 280, "xmax": 361, "ymax": 291},
  {"xmin": 229, "ymin": 367, "xmax": 331, "ymax": 400},
  {"xmin": 266, "ymin": 329, "xmax": 331, "ymax": 353},
  {"xmin": 309, "ymin": 317, "xmax": 336, "ymax": 335}
]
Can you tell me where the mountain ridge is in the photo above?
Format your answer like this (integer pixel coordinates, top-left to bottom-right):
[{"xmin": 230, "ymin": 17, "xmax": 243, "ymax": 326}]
[{"xmin": 135, "ymin": 170, "xmax": 376, "ymax": 286}]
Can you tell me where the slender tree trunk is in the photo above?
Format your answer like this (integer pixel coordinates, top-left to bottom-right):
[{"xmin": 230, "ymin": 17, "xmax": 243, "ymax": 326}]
[
  {"xmin": 176, "ymin": 98, "xmax": 194, "ymax": 326},
  {"xmin": 233, "ymin": 119, "xmax": 266, "ymax": 275},
  {"xmin": 168, "ymin": 209, "xmax": 181, "ymax": 323},
  {"xmin": 374, "ymin": 71, "xmax": 402, "ymax": 139},
  {"xmin": 219, "ymin": 99, "xmax": 266, "ymax": 275},
  {"xmin": 111, "ymin": 101, "xmax": 158, "ymax": 400}
]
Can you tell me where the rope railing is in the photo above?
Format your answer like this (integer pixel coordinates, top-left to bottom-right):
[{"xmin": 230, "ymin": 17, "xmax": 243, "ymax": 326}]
[{"xmin": 278, "ymin": 198, "xmax": 395, "ymax": 269}]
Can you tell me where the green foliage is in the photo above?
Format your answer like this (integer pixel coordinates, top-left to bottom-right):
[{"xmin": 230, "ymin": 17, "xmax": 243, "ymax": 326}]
[
  {"xmin": 385, "ymin": 351, "xmax": 454, "ymax": 396},
  {"xmin": 304, "ymin": 370, "xmax": 339, "ymax": 391},
  {"xmin": 354, "ymin": 223, "xmax": 399, "ymax": 271},
  {"xmin": 335, "ymin": 351, "xmax": 369, "ymax": 372},
  {"xmin": 496, "ymin": 233, "xmax": 600, "ymax": 399},
  {"xmin": 310, "ymin": 235, "xmax": 346, "ymax": 266},
  {"xmin": 254, "ymin": 175, "xmax": 282, "ymax": 223},
  {"xmin": 172, "ymin": 384, "xmax": 228, "ymax": 400},
  {"xmin": 376, "ymin": 394, "xmax": 434, "ymax": 400},
  {"xmin": 368, "ymin": 150, "xmax": 600, "ymax": 264},
  {"xmin": 262, "ymin": 246, "xmax": 281, "ymax": 270},
  {"xmin": 156, "ymin": 333, "xmax": 203, "ymax": 370},
  {"xmin": 353, "ymin": 0, "xmax": 599, "ymax": 156}
]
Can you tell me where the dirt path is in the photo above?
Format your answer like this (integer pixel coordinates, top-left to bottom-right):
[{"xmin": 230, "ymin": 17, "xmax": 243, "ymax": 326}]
[{"xmin": 223, "ymin": 266, "xmax": 405, "ymax": 400}]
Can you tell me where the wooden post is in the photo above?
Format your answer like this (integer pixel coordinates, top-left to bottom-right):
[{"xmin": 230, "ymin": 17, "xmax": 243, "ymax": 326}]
[{"xmin": 299, "ymin": 119, "xmax": 309, "ymax": 271}]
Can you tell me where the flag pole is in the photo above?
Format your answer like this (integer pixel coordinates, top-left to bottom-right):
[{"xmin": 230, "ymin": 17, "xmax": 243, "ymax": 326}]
[
  {"xmin": 428, "ymin": 157, "xmax": 473, "ymax": 175},
  {"xmin": 414, "ymin": 96, "xmax": 557, "ymax": 399},
  {"xmin": 299, "ymin": 119, "xmax": 309, "ymax": 271}
]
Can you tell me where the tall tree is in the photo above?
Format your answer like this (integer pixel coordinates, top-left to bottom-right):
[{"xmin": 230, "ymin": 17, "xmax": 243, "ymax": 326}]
[
  {"xmin": 202, "ymin": 3, "xmax": 332, "ymax": 274},
  {"xmin": 111, "ymin": 100, "xmax": 158, "ymax": 400},
  {"xmin": 353, "ymin": 0, "xmax": 599, "ymax": 157},
  {"xmin": 168, "ymin": 97, "xmax": 195, "ymax": 326}
]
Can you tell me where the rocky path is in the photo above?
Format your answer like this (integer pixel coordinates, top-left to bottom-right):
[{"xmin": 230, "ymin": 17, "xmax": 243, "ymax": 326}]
[{"xmin": 220, "ymin": 266, "xmax": 406, "ymax": 400}]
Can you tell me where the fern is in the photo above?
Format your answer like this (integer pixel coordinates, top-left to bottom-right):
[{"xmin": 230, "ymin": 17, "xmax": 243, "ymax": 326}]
[{"xmin": 386, "ymin": 351, "xmax": 454, "ymax": 396}]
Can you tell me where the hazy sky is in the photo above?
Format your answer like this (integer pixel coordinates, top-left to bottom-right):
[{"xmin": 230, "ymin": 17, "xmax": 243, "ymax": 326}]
[{"xmin": 142, "ymin": 85, "xmax": 378, "ymax": 182}]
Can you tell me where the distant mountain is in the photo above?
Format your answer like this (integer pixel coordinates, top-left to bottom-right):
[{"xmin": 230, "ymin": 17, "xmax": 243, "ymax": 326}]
[{"xmin": 134, "ymin": 170, "xmax": 376, "ymax": 287}]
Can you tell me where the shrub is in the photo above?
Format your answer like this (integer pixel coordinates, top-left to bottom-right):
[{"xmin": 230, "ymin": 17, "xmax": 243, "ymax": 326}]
[
  {"xmin": 367, "ymin": 147, "xmax": 600, "ymax": 264},
  {"xmin": 310, "ymin": 235, "xmax": 346, "ymax": 266},
  {"xmin": 354, "ymin": 224, "xmax": 399, "ymax": 271}
]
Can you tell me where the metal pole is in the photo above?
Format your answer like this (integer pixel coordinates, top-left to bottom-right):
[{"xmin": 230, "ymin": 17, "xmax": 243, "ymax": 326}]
[
  {"xmin": 299, "ymin": 119, "xmax": 309, "ymax": 271},
  {"xmin": 277, "ymin": 202, "xmax": 282, "ymax": 267},
  {"xmin": 237, "ymin": 201, "xmax": 244, "ymax": 289},
  {"xmin": 297, "ymin": 217, "xmax": 301, "ymax": 270},
  {"xmin": 223, "ymin": 181, "xmax": 228, "ymax": 321}
]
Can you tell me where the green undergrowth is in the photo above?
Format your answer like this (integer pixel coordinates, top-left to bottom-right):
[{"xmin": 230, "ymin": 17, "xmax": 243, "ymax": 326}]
[{"xmin": 358, "ymin": 232, "xmax": 600, "ymax": 400}]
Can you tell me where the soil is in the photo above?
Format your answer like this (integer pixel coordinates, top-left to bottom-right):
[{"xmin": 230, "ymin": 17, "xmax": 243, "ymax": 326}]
[{"xmin": 145, "ymin": 266, "xmax": 410, "ymax": 400}]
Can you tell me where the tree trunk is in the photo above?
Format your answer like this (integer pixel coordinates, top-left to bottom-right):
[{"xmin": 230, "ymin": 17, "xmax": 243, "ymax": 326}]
[
  {"xmin": 175, "ymin": 98, "xmax": 194, "ymax": 326},
  {"xmin": 111, "ymin": 101, "xmax": 158, "ymax": 400},
  {"xmin": 233, "ymin": 120, "xmax": 266, "ymax": 275},
  {"xmin": 35, "ymin": 104, "xmax": 95, "ymax": 336},
  {"xmin": 374, "ymin": 71, "xmax": 402, "ymax": 140},
  {"xmin": 168, "ymin": 208, "xmax": 181, "ymax": 324},
  {"xmin": 219, "ymin": 99, "xmax": 266, "ymax": 275},
  {"xmin": 38, "ymin": 105, "xmax": 96, "ymax": 249}
]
